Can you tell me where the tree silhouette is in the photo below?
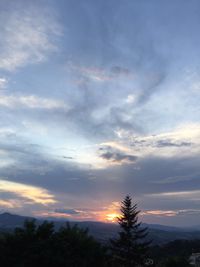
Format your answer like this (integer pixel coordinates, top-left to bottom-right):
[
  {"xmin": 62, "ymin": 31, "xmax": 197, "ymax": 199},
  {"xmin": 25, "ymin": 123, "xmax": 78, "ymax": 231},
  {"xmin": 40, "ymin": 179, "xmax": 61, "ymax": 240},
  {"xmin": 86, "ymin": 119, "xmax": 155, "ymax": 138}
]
[
  {"xmin": 110, "ymin": 195, "xmax": 150, "ymax": 267},
  {"xmin": 0, "ymin": 220, "xmax": 107, "ymax": 267},
  {"xmin": 53, "ymin": 222, "xmax": 107, "ymax": 267}
]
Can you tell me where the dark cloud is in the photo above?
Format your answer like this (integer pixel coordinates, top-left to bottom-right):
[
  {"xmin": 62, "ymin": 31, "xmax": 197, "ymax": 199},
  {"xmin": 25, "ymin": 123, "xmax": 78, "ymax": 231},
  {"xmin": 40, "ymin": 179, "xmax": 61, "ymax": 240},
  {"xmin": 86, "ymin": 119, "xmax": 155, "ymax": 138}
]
[
  {"xmin": 153, "ymin": 173, "xmax": 200, "ymax": 184},
  {"xmin": 54, "ymin": 208, "xmax": 80, "ymax": 215},
  {"xmin": 131, "ymin": 139, "xmax": 192, "ymax": 148},
  {"xmin": 177, "ymin": 209, "xmax": 200, "ymax": 217},
  {"xmin": 62, "ymin": 156, "xmax": 74, "ymax": 159},
  {"xmin": 99, "ymin": 145, "xmax": 138, "ymax": 163},
  {"xmin": 155, "ymin": 140, "xmax": 192, "ymax": 148},
  {"xmin": 100, "ymin": 151, "xmax": 137, "ymax": 163}
]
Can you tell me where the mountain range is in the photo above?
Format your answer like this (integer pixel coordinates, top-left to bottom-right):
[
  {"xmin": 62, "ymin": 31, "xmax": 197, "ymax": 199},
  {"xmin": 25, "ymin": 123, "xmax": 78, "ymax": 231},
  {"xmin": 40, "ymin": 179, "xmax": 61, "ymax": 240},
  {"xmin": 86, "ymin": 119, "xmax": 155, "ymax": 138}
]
[{"xmin": 0, "ymin": 212, "xmax": 200, "ymax": 245}]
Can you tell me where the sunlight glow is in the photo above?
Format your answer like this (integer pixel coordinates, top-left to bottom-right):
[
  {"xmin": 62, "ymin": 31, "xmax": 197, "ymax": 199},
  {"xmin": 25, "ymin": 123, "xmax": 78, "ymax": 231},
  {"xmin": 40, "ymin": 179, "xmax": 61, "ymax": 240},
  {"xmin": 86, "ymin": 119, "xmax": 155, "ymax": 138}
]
[
  {"xmin": 0, "ymin": 179, "xmax": 56, "ymax": 205},
  {"xmin": 106, "ymin": 213, "xmax": 119, "ymax": 222}
]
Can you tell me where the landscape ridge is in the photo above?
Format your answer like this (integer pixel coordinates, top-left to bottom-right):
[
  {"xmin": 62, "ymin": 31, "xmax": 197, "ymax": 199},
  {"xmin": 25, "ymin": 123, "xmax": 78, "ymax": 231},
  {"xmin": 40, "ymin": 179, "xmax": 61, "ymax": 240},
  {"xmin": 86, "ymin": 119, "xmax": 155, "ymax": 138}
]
[{"xmin": 1, "ymin": 212, "xmax": 200, "ymax": 245}]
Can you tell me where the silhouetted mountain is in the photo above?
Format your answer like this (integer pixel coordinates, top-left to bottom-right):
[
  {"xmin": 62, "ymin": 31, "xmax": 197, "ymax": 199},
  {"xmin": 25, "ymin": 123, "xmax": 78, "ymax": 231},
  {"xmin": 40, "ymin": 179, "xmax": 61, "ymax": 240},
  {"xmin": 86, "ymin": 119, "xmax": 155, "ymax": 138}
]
[
  {"xmin": 0, "ymin": 212, "xmax": 34, "ymax": 228},
  {"xmin": 1, "ymin": 212, "xmax": 200, "ymax": 244},
  {"xmin": 142, "ymin": 223, "xmax": 185, "ymax": 232}
]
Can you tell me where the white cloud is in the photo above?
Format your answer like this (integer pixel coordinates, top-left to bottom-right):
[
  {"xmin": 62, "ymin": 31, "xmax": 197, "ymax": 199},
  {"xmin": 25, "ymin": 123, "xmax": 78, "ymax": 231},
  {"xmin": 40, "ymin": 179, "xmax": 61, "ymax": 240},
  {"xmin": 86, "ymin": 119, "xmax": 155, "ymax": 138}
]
[
  {"xmin": 0, "ymin": 179, "xmax": 57, "ymax": 205},
  {"xmin": 0, "ymin": 93, "xmax": 67, "ymax": 110},
  {"xmin": 148, "ymin": 190, "xmax": 200, "ymax": 201},
  {"xmin": 0, "ymin": 6, "xmax": 61, "ymax": 71},
  {"xmin": 0, "ymin": 77, "xmax": 7, "ymax": 89},
  {"xmin": 0, "ymin": 127, "xmax": 16, "ymax": 137},
  {"xmin": 0, "ymin": 199, "xmax": 22, "ymax": 209},
  {"xmin": 100, "ymin": 123, "xmax": 200, "ymax": 161},
  {"xmin": 125, "ymin": 94, "xmax": 136, "ymax": 104}
]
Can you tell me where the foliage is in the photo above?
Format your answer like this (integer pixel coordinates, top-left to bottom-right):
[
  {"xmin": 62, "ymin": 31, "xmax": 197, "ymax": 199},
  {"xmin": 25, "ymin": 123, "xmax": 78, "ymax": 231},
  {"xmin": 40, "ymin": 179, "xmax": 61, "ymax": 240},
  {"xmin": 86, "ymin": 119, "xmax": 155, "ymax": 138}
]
[
  {"xmin": 150, "ymin": 239, "xmax": 200, "ymax": 267},
  {"xmin": 0, "ymin": 220, "xmax": 107, "ymax": 267},
  {"xmin": 163, "ymin": 256, "xmax": 190, "ymax": 267},
  {"xmin": 110, "ymin": 195, "xmax": 150, "ymax": 267}
]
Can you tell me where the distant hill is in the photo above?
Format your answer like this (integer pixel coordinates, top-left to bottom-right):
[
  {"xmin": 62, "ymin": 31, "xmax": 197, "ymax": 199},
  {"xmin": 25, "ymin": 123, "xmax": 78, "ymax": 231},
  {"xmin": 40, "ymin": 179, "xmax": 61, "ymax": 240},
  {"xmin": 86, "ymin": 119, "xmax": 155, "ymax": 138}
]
[
  {"xmin": 0, "ymin": 212, "xmax": 33, "ymax": 228},
  {"xmin": 1, "ymin": 212, "xmax": 200, "ymax": 244}
]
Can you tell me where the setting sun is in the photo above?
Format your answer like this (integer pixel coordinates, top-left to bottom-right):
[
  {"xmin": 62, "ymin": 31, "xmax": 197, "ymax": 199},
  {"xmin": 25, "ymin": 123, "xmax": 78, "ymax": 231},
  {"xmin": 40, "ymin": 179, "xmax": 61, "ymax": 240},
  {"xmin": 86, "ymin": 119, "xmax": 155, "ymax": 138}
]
[{"xmin": 106, "ymin": 213, "xmax": 119, "ymax": 222}]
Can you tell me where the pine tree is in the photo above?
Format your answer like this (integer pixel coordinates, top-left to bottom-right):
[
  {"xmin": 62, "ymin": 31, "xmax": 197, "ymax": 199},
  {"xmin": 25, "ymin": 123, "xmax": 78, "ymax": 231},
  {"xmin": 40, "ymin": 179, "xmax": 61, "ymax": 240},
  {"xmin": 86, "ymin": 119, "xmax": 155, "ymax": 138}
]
[{"xmin": 110, "ymin": 195, "xmax": 150, "ymax": 267}]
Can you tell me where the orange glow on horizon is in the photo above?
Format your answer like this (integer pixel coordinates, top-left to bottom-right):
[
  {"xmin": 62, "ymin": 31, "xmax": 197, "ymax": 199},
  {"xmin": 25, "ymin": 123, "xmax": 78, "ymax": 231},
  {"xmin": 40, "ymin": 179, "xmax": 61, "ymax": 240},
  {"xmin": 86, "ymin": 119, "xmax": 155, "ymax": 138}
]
[
  {"xmin": 106, "ymin": 212, "xmax": 119, "ymax": 222},
  {"xmin": 34, "ymin": 201, "xmax": 121, "ymax": 223}
]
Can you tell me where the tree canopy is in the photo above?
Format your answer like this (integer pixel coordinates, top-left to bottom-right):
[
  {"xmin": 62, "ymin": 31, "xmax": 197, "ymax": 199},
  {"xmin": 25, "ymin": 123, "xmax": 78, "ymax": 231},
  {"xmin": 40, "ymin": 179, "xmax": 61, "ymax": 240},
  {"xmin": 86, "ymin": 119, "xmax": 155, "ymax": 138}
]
[
  {"xmin": 110, "ymin": 195, "xmax": 150, "ymax": 267},
  {"xmin": 0, "ymin": 220, "xmax": 107, "ymax": 267}
]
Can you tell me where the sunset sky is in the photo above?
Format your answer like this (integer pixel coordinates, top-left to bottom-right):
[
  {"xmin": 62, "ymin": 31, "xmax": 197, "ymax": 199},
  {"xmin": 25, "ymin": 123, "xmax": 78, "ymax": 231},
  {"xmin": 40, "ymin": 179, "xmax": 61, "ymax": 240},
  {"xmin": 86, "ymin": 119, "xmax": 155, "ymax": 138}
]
[{"xmin": 0, "ymin": 0, "xmax": 200, "ymax": 226}]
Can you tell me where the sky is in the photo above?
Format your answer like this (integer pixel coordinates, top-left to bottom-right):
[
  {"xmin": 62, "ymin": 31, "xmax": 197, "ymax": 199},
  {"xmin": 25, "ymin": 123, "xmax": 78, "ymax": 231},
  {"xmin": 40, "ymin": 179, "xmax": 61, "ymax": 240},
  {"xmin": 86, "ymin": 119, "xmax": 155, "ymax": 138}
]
[{"xmin": 0, "ymin": 0, "xmax": 200, "ymax": 226}]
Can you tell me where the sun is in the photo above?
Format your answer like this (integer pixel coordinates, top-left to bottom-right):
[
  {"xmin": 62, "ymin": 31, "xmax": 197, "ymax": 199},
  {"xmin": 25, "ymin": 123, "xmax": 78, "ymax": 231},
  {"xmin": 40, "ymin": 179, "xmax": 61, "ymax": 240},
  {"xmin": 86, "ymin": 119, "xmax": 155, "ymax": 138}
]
[{"xmin": 106, "ymin": 213, "xmax": 119, "ymax": 223}]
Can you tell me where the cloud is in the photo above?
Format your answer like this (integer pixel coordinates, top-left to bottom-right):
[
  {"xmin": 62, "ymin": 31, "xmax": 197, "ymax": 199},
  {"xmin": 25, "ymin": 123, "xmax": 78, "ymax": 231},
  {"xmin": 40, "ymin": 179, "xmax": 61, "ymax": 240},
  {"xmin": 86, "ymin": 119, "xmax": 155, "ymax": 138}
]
[
  {"xmin": 177, "ymin": 209, "xmax": 200, "ymax": 216},
  {"xmin": 155, "ymin": 140, "xmax": 192, "ymax": 148},
  {"xmin": 63, "ymin": 56, "xmax": 166, "ymax": 141},
  {"xmin": 0, "ymin": 0, "xmax": 200, "ymax": 226},
  {"xmin": 0, "ymin": 199, "xmax": 22, "ymax": 209},
  {"xmin": 0, "ymin": 78, "xmax": 7, "ymax": 89},
  {"xmin": 35, "ymin": 201, "xmax": 121, "ymax": 222},
  {"xmin": 0, "ymin": 131, "xmax": 200, "ymax": 225},
  {"xmin": 0, "ymin": 179, "xmax": 56, "ymax": 205},
  {"xmin": 69, "ymin": 64, "xmax": 132, "ymax": 83},
  {"xmin": 122, "ymin": 123, "xmax": 200, "ymax": 159},
  {"xmin": 0, "ymin": 128, "xmax": 16, "ymax": 138},
  {"xmin": 99, "ymin": 144, "xmax": 138, "ymax": 164},
  {"xmin": 54, "ymin": 208, "xmax": 80, "ymax": 215},
  {"xmin": 0, "ymin": 139, "xmax": 55, "ymax": 176},
  {"xmin": 110, "ymin": 66, "xmax": 131, "ymax": 76},
  {"xmin": 92, "ymin": 123, "xmax": 199, "ymax": 167},
  {"xmin": 148, "ymin": 190, "xmax": 200, "ymax": 200},
  {"xmin": 141, "ymin": 209, "xmax": 200, "ymax": 218},
  {"xmin": 0, "ymin": 93, "xmax": 67, "ymax": 110},
  {"xmin": 100, "ymin": 151, "xmax": 138, "ymax": 163},
  {"xmin": 71, "ymin": 65, "xmax": 112, "ymax": 82},
  {"xmin": 100, "ymin": 142, "xmax": 131, "ymax": 153},
  {"xmin": 35, "ymin": 208, "xmax": 92, "ymax": 220},
  {"xmin": 153, "ymin": 173, "xmax": 200, "ymax": 184},
  {"xmin": 0, "ymin": 4, "xmax": 61, "ymax": 71},
  {"xmin": 141, "ymin": 210, "xmax": 178, "ymax": 217},
  {"xmin": 125, "ymin": 94, "xmax": 136, "ymax": 104}
]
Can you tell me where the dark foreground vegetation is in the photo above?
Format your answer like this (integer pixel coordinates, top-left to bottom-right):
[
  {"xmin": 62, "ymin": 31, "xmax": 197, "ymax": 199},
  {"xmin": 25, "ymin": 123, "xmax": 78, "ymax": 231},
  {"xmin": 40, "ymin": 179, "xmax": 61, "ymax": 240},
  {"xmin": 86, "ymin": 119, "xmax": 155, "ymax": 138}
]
[
  {"xmin": 151, "ymin": 239, "xmax": 200, "ymax": 266},
  {"xmin": 0, "ymin": 196, "xmax": 199, "ymax": 266},
  {"xmin": 0, "ymin": 220, "xmax": 107, "ymax": 267}
]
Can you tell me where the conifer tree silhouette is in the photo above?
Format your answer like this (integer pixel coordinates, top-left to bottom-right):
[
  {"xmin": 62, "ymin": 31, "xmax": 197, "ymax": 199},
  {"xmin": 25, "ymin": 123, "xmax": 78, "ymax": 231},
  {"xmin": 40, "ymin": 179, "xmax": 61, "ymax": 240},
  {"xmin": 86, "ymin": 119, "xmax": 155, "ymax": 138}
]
[{"xmin": 111, "ymin": 195, "xmax": 150, "ymax": 267}]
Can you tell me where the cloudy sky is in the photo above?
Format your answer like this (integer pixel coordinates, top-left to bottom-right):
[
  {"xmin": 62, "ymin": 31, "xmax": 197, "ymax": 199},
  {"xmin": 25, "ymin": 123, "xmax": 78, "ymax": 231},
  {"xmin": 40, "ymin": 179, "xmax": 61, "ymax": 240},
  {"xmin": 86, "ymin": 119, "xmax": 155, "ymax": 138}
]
[{"xmin": 0, "ymin": 0, "xmax": 200, "ymax": 226}]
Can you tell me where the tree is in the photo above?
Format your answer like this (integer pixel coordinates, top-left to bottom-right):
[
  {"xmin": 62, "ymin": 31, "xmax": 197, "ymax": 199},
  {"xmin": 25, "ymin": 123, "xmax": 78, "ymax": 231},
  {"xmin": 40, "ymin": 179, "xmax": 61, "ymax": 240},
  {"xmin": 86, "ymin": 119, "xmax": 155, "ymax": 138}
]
[
  {"xmin": 110, "ymin": 195, "xmax": 150, "ymax": 267},
  {"xmin": 53, "ymin": 222, "xmax": 107, "ymax": 267},
  {"xmin": 0, "ymin": 220, "xmax": 108, "ymax": 267},
  {"xmin": 164, "ymin": 256, "xmax": 190, "ymax": 267}
]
